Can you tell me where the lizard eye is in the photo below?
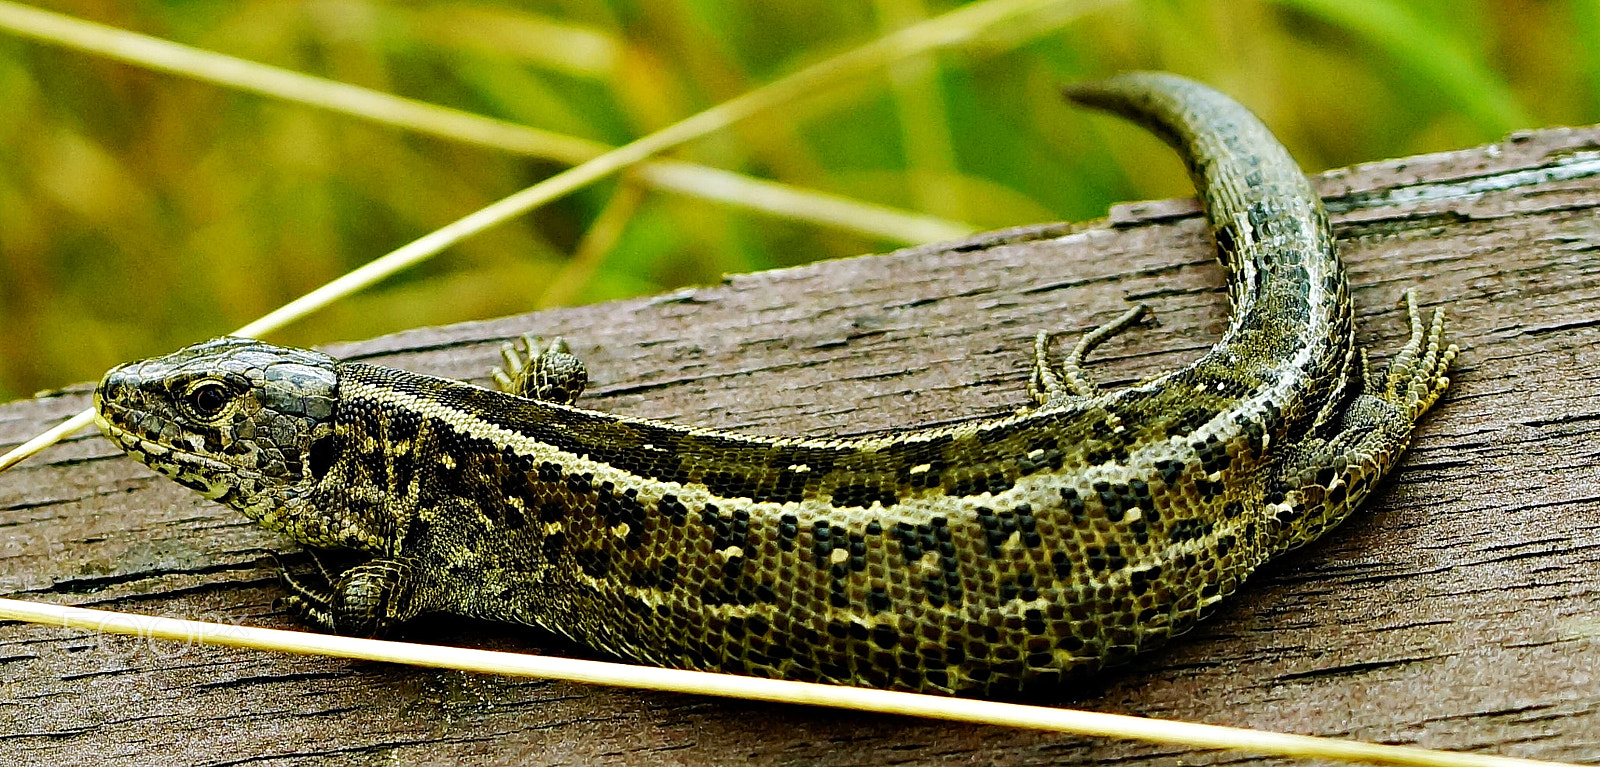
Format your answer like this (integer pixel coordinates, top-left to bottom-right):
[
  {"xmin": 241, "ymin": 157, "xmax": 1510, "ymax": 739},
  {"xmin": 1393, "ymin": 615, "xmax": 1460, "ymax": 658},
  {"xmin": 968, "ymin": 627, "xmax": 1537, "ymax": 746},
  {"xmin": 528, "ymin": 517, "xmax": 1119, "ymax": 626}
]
[{"xmin": 184, "ymin": 381, "xmax": 234, "ymax": 420}]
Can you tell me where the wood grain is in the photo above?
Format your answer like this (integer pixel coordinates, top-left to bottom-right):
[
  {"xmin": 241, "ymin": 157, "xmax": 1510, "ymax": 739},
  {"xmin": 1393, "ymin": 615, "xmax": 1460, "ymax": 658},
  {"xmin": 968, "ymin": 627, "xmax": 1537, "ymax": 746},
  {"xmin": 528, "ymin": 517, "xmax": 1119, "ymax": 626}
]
[{"xmin": 3, "ymin": 124, "xmax": 1600, "ymax": 766}]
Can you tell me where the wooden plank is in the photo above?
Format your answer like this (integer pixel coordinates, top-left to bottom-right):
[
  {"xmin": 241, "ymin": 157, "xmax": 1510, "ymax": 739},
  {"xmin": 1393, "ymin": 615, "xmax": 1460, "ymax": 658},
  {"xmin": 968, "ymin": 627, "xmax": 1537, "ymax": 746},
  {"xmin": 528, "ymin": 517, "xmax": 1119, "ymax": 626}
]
[{"xmin": 3, "ymin": 124, "xmax": 1600, "ymax": 765}]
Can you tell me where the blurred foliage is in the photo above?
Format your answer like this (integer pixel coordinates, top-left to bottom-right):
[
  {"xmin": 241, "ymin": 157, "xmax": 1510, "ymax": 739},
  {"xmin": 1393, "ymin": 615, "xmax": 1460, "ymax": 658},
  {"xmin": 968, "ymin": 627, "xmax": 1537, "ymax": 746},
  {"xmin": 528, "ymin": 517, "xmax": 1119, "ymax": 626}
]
[{"xmin": 0, "ymin": 0, "xmax": 1595, "ymax": 400}]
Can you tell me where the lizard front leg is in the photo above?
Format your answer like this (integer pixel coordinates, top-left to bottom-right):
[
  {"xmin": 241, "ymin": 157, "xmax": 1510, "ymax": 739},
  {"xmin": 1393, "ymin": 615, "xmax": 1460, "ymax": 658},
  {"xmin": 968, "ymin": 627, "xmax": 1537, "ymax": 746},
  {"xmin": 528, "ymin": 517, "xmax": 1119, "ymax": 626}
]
[
  {"xmin": 492, "ymin": 334, "xmax": 588, "ymax": 404},
  {"xmin": 278, "ymin": 554, "xmax": 424, "ymax": 635}
]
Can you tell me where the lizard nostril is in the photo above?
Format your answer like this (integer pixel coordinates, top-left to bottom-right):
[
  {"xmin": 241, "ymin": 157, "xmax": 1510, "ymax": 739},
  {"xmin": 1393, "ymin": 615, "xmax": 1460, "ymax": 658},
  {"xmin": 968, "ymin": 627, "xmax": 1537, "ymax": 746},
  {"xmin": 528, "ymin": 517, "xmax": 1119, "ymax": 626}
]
[
  {"xmin": 96, "ymin": 372, "xmax": 123, "ymax": 407},
  {"xmin": 99, "ymin": 364, "xmax": 138, "ymax": 398}
]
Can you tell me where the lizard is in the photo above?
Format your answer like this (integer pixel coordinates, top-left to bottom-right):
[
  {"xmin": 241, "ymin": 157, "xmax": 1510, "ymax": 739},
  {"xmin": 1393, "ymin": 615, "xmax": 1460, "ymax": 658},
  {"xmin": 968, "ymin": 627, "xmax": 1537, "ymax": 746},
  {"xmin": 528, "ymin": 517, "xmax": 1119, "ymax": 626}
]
[{"xmin": 90, "ymin": 72, "xmax": 1456, "ymax": 696}]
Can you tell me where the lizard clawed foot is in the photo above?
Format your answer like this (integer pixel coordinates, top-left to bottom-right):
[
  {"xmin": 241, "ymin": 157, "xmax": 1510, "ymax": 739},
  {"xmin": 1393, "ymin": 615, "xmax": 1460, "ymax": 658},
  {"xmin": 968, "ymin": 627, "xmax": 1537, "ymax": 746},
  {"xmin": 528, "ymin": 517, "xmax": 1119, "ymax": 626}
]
[
  {"xmin": 1029, "ymin": 304, "xmax": 1150, "ymax": 407},
  {"xmin": 1362, "ymin": 289, "xmax": 1458, "ymax": 421},
  {"xmin": 272, "ymin": 549, "xmax": 341, "ymax": 632},
  {"xmin": 492, "ymin": 334, "xmax": 589, "ymax": 405}
]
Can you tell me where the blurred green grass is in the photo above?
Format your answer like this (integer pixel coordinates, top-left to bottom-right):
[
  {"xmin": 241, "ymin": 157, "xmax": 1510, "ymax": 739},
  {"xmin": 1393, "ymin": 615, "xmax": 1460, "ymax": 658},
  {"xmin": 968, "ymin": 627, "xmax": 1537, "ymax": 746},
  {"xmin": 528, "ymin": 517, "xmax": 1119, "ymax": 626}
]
[{"xmin": 0, "ymin": 0, "xmax": 1595, "ymax": 400}]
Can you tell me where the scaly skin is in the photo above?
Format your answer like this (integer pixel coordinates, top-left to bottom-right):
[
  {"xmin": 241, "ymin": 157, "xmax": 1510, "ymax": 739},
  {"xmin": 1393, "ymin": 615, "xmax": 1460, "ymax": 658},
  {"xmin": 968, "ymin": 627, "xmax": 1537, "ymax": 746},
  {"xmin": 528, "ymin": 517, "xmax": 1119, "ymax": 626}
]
[{"xmin": 92, "ymin": 73, "xmax": 1456, "ymax": 696}]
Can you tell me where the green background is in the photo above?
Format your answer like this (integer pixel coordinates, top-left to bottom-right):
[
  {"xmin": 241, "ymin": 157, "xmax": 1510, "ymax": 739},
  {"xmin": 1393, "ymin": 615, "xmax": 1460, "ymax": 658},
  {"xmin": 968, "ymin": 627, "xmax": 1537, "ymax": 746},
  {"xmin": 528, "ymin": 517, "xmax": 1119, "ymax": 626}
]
[{"xmin": 0, "ymin": 0, "xmax": 1592, "ymax": 400}]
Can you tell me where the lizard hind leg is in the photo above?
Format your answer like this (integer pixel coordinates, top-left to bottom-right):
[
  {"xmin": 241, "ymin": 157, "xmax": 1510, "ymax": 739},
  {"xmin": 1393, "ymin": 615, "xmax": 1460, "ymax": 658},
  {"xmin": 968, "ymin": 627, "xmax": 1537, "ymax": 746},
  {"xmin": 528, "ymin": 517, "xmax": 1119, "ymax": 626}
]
[
  {"xmin": 492, "ymin": 334, "xmax": 589, "ymax": 405},
  {"xmin": 1271, "ymin": 290, "xmax": 1457, "ymax": 550},
  {"xmin": 1030, "ymin": 304, "xmax": 1150, "ymax": 407}
]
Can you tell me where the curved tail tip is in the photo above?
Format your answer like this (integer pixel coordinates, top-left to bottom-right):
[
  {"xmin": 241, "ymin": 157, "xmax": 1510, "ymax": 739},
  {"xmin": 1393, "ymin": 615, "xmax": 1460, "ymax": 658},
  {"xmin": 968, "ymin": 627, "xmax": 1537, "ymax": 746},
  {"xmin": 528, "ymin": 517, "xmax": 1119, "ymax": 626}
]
[{"xmin": 1061, "ymin": 71, "xmax": 1196, "ymax": 108}]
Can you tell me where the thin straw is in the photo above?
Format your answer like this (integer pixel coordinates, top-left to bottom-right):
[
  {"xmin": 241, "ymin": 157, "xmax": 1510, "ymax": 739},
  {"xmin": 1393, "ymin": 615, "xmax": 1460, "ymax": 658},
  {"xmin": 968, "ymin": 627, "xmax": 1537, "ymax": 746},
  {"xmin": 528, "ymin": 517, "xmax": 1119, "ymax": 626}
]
[{"xmin": 0, "ymin": 598, "xmax": 1573, "ymax": 767}]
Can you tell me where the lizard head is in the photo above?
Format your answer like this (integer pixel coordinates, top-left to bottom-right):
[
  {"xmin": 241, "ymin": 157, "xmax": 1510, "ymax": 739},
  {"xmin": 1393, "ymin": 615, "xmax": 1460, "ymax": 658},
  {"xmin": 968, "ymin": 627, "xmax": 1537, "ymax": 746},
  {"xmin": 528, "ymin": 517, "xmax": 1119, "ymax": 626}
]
[{"xmin": 94, "ymin": 337, "xmax": 340, "ymax": 523}]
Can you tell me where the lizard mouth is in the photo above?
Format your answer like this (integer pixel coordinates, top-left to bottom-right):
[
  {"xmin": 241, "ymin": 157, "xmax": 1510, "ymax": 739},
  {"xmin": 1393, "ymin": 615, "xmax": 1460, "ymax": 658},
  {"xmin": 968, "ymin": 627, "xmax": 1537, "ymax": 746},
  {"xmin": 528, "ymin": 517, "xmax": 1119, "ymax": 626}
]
[{"xmin": 94, "ymin": 406, "xmax": 243, "ymax": 499}]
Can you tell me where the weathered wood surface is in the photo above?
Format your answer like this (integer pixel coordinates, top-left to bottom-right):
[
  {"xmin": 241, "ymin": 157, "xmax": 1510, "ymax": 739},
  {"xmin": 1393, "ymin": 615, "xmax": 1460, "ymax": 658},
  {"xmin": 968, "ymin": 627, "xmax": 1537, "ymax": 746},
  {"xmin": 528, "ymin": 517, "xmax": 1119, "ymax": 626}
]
[{"xmin": 4, "ymin": 123, "xmax": 1600, "ymax": 766}]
